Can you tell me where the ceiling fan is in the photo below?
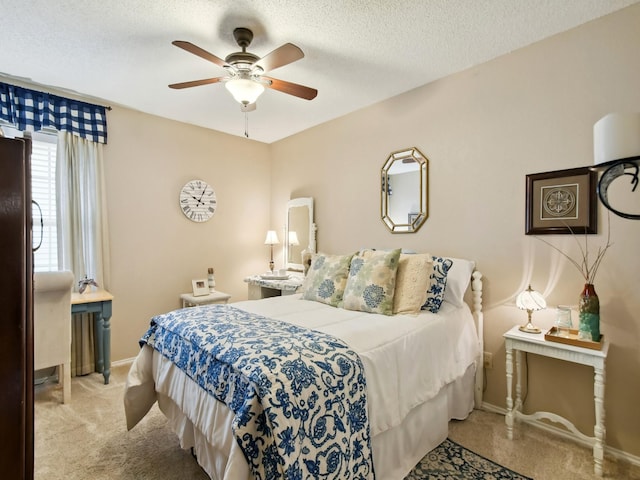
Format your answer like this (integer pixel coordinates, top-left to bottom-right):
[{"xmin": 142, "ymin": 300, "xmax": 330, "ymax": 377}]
[{"xmin": 169, "ymin": 27, "xmax": 318, "ymax": 112}]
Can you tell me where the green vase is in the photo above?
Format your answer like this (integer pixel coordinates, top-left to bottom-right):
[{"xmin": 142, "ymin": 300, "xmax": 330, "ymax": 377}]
[{"xmin": 578, "ymin": 284, "xmax": 600, "ymax": 342}]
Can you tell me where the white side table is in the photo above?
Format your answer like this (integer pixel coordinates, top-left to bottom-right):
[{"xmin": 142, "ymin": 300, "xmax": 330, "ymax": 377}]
[
  {"xmin": 180, "ymin": 290, "xmax": 231, "ymax": 308},
  {"xmin": 503, "ymin": 325, "xmax": 609, "ymax": 476}
]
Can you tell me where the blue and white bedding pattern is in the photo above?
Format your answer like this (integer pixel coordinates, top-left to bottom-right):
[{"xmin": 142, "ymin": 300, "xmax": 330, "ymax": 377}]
[{"xmin": 140, "ymin": 304, "xmax": 374, "ymax": 480}]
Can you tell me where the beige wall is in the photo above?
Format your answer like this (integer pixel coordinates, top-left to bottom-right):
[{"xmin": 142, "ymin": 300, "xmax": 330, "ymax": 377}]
[
  {"xmin": 103, "ymin": 108, "xmax": 271, "ymax": 361},
  {"xmin": 99, "ymin": 4, "xmax": 639, "ymax": 458},
  {"xmin": 269, "ymin": 5, "xmax": 640, "ymax": 457}
]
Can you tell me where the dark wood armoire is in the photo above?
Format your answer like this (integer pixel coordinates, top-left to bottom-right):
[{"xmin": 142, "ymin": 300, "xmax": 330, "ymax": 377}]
[{"xmin": 0, "ymin": 136, "xmax": 34, "ymax": 479}]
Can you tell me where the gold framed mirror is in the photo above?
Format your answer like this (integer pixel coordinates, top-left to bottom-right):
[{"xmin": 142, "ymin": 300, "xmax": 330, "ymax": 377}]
[{"xmin": 381, "ymin": 147, "xmax": 428, "ymax": 233}]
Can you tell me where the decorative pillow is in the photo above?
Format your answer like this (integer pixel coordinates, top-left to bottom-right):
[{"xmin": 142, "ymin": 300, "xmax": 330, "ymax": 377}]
[
  {"xmin": 421, "ymin": 255, "xmax": 454, "ymax": 313},
  {"xmin": 343, "ymin": 249, "xmax": 401, "ymax": 315},
  {"xmin": 443, "ymin": 257, "xmax": 476, "ymax": 307},
  {"xmin": 301, "ymin": 252, "xmax": 354, "ymax": 307},
  {"xmin": 393, "ymin": 253, "xmax": 433, "ymax": 314}
]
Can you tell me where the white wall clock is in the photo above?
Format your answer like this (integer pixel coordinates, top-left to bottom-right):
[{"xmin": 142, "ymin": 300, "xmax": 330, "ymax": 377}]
[{"xmin": 179, "ymin": 179, "xmax": 217, "ymax": 222}]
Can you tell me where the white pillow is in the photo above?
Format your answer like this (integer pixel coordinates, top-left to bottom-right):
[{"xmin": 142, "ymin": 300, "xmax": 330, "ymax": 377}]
[{"xmin": 443, "ymin": 257, "xmax": 476, "ymax": 307}]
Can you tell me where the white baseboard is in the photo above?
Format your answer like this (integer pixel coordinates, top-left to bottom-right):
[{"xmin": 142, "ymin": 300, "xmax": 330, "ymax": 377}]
[
  {"xmin": 479, "ymin": 402, "xmax": 640, "ymax": 468},
  {"xmin": 111, "ymin": 357, "xmax": 135, "ymax": 368}
]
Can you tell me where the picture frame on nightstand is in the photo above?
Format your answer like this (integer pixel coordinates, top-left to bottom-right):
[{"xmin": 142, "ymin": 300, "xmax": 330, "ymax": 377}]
[{"xmin": 191, "ymin": 279, "xmax": 209, "ymax": 296}]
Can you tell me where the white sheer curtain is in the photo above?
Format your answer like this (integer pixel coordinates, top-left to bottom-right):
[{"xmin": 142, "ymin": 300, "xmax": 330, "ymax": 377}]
[{"xmin": 56, "ymin": 132, "xmax": 110, "ymax": 376}]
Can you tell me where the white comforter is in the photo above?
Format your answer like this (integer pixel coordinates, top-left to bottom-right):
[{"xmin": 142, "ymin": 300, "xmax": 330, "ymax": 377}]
[
  {"xmin": 125, "ymin": 294, "xmax": 479, "ymax": 478},
  {"xmin": 233, "ymin": 295, "xmax": 478, "ymax": 436}
]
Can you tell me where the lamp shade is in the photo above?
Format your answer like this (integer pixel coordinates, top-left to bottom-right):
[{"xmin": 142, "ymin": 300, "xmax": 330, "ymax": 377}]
[
  {"xmin": 288, "ymin": 231, "xmax": 300, "ymax": 246},
  {"xmin": 264, "ymin": 230, "xmax": 279, "ymax": 245},
  {"xmin": 225, "ymin": 78, "xmax": 265, "ymax": 105},
  {"xmin": 516, "ymin": 285, "xmax": 546, "ymax": 334},
  {"xmin": 516, "ymin": 285, "xmax": 546, "ymax": 312},
  {"xmin": 594, "ymin": 113, "xmax": 640, "ymax": 167}
]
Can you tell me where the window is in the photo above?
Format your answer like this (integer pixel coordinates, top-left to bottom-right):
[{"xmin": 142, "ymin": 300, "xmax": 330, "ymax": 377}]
[
  {"xmin": 30, "ymin": 131, "xmax": 58, "ymax": 271},
  {"xmin": 2, "ymin": 125, "xmax": 59, "ymax": 271}
]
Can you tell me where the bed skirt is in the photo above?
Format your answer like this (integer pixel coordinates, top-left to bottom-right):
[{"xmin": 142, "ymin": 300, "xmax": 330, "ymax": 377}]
[{"xmin": 129, "ymin": 346, "xmax": 475, "ymax": 480}]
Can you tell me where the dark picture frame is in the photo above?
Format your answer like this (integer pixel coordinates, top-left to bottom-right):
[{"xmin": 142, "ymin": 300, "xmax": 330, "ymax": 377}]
[{"xmin": 525, "ymin": 166, "xmax": 597, "ymax": 235}]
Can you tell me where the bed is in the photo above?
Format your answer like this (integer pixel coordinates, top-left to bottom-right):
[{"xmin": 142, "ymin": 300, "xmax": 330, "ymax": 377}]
[{"xmin": 124, "ymin": 250, "xmax": 484, "ymax": 480}]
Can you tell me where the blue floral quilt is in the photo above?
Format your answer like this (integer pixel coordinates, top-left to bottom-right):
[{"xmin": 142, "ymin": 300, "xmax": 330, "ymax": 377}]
[{"xmin": 140, "ymin": 304, "xmax": 374, "ymax": 479}]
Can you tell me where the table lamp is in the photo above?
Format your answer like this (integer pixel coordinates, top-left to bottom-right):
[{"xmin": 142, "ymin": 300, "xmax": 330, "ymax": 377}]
[
  {"xmin": 264, "ymin": 230, "xmax": 279, "ymax": 272},
  {"xmin": 288, "ymin": 231, "xmax": 300, "ymax": 247},
  {"xmin": 516, "ymin": 285, "xmax": 547, "ymax": 333}
]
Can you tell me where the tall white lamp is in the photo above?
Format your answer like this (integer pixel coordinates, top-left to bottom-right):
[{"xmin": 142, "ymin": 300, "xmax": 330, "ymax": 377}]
[
  {"xmin": 264, "ymin": 230, "xmax": 279, "ymax": 272},
  {"xmin": 516, "ymin": 285, "xmax": 547, "ymax": 334}
]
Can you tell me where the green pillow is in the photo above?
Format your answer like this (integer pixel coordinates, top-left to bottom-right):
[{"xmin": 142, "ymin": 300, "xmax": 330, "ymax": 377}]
[
  {"xmin": 301, "ymin": 252, "xmax": 354, "ymax": 307},
  {"xmin": 342, "ymin": 249, "xmax": 401, "ymax": 315}
]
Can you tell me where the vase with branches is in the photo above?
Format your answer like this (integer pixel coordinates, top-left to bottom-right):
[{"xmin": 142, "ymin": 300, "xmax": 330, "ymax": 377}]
[{"xmin": 537, "ymin": 217, "xmax": 612, "ymax": 342}]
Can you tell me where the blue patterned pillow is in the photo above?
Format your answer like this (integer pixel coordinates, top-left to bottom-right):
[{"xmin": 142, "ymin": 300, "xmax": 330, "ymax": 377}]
[
  {"xmin": 342, "ymin": 249, "xmax": 401, "ymax": 315},
  {"xmin": 301, "ymin": 253, "xmax": 354, "ymax": 307},
  {"xmin": 421, "ymin": 256, "xmax": 453, "ymax": 313}
]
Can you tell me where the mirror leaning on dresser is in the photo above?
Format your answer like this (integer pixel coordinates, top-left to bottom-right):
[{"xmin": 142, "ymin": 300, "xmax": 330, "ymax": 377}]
[
  {"xmin": 244, "ymin": 197, "xmax": 316, "ymax": 300},
  {"xmin": 285, "ymin": 197, "xmax": 316, "ymax": 272}
]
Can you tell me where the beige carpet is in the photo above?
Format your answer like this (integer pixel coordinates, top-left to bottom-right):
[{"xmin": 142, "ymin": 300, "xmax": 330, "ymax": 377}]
[
  {"xmin": 35, "ymin": 364, "xmax": 640, "ymax": 479},
  {"xmin": 35, "ymin": 365, "xmax": 208, "ymax": 480},
  {"xmin": 448, "ymin": 409, "xmax": 640, "ymax": 480}
]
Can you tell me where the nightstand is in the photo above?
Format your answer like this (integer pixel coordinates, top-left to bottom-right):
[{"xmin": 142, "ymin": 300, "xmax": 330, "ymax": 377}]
[
  {"xmin": 503, "ymin": 325, "xmax": 609, "ymax": 476},
  {"xmin": 180, "ymin": 290, "xmax": 231, "ymax": 308},
  {"xmin": 244, "ymin": 274, "xmax": 304, "ymax": 300}
]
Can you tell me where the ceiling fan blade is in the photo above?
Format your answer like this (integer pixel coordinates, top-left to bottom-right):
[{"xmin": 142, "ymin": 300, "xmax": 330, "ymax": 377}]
[
  {"xmin": 168, "ymin": 77, "xmax": 224, "ymax": 89},
  {"xmin": 263, "ymin": 76, "xmax": 317, "ymax": 100},
  {"xmin": 253, "ymin": 43, "xmax": 304, "ymax": 73},
  {"xmin": 172, "ymin": 40, "xmax": 229, "ymax": 69}
]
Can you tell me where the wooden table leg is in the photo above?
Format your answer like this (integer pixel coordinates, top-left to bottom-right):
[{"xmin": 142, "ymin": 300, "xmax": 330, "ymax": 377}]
[
  {"xmin": 102, "ymin": 313, "xmax": 111, "ymax": 385},
  {"xmin": 515, "ymin": 350, "xmax": 522, "ymax": 412},
  {"xmin": 94, "ymin": 313, "xmax": 104, "ymax": 374},
  {"xmin": 593, "ymin": 366, "xmax": 606, "ymax": 476},
  {"xmin": 505, "ymin": 343, "xmax": 514, "ymax": 440}
]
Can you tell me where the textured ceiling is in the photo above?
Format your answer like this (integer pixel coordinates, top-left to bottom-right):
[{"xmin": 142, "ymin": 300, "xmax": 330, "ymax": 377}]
[{"xmin": 0, "ymin": 0, "xmax": 637, "ymax": 143}]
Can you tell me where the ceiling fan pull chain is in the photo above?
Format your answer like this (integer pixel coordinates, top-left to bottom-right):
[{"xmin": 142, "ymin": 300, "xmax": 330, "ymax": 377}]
[{"xmin": 244, "ymin": 111, "xmax": 249, "ymax": 138}]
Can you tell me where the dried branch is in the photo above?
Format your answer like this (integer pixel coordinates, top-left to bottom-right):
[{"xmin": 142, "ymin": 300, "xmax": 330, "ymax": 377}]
[{"xmin": 535, "ymin": 212, "xmax": 612, "ymax": 285}]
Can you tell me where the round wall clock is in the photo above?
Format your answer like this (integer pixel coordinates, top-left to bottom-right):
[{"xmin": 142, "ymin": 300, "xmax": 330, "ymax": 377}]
[{"xmin": 179, "ymin": 179, "xmax": 217, "ymax": 222}]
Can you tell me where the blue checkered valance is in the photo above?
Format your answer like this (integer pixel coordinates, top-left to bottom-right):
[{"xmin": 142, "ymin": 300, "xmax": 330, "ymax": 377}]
[{"xmin": 0, "ymin": 82, "xmax": 107, "ymax": 144}]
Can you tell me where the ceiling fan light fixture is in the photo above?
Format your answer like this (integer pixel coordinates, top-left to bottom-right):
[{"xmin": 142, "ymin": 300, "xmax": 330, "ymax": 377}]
[
  {"xmin": 225, "ymin": 78, "xmax": 265, "ymax": 105},
  {"xmin": 170, "ymin": 28, "xmax": 317, "ymax": 108}
]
